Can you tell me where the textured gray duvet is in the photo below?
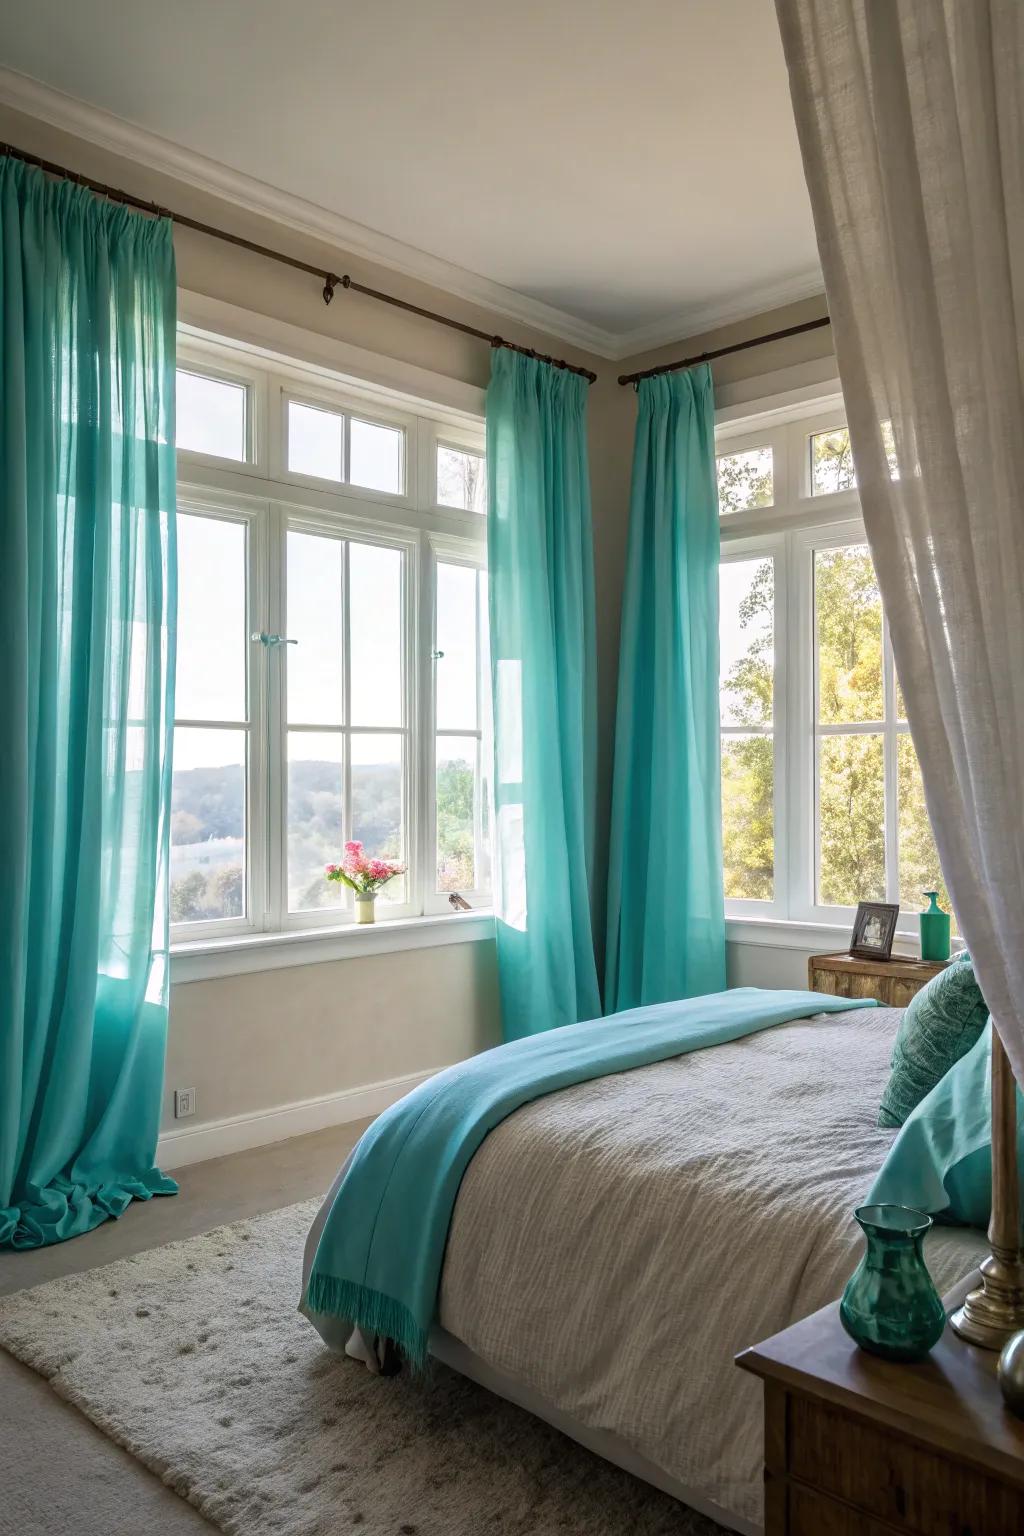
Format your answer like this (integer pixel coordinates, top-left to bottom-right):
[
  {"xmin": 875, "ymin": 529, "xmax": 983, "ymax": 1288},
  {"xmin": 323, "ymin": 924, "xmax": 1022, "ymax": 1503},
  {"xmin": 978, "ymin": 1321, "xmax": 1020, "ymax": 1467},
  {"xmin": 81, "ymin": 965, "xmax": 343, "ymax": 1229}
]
[{"xmin": 309, "ymin": 1005, "xmax": 987, "ymax": 1531}]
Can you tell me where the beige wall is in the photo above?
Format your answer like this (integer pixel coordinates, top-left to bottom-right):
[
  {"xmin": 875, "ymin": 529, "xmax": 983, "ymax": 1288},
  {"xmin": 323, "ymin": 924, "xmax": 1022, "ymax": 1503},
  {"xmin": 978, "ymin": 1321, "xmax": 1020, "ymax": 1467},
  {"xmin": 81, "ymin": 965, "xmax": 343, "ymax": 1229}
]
[
  {"xmin": 166, "ymin": 942, "xmax": 502, "ymax": 1127},
  {"xmin": 1, "ymin": 102, "xmax": 832, "ymax": 1139}
]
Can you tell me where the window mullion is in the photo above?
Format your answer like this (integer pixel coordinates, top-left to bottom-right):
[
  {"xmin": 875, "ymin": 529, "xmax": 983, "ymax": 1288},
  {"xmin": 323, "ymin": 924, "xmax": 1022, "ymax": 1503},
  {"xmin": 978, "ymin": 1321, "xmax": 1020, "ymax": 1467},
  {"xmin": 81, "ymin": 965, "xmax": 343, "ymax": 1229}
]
[
  {"xmin": 263, "ymin": 502, "xmax": 286, "ymax": 935},
  {"xmin": 341, "ymin": 540, "xmax": 352, "ymax": 920},
  {"xmin": 419, "ymin": 536, "xmax": 438, "ymax": 914}
]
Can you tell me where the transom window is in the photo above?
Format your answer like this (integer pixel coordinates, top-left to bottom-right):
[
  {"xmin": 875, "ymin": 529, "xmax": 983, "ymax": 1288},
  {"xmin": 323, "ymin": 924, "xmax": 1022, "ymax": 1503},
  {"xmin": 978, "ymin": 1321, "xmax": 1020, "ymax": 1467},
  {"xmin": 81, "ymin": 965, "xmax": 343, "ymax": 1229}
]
[
  {"xmin": 171, "ymin": 343, "xmax": 490, "ymax": 942},
  {"xmin": 717, "ymin": 402, "xmax": 953, "ymax": 935}
]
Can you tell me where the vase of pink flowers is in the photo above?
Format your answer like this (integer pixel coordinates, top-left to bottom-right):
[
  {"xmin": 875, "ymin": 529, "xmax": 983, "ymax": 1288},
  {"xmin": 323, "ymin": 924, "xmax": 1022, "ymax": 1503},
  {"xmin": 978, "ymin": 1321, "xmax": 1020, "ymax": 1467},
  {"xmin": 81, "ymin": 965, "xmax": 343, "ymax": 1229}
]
[{"xmin": 325, "ymin": 841, "xmax": 406, "ymax": 924}]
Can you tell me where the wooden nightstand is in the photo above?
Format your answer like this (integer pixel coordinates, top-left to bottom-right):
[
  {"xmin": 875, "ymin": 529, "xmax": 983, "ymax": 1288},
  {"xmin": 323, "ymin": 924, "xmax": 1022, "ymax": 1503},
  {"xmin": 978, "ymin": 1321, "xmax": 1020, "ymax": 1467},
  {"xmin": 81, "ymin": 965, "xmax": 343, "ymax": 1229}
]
[
  {"xmin": 808, "ymin": 952, "xmax": 947, "ymax": 1009},
  {"xmin": 737, "ymin": 1287, "xmax": 1024, "ymax": 1535}
]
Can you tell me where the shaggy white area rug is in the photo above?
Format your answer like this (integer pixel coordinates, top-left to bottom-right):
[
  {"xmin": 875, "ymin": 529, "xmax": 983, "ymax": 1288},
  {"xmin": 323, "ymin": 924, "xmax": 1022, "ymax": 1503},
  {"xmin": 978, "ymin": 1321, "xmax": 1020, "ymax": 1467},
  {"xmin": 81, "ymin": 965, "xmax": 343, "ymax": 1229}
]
[{"xmin": 0, "ymin": 1200, "xmax": 724, "ymax": 1536}]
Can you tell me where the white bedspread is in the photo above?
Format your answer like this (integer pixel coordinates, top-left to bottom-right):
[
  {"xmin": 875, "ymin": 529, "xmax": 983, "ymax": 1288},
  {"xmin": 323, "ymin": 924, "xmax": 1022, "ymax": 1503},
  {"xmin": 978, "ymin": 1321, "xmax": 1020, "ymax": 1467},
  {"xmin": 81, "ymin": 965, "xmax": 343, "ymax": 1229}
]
[{"xmin": 433, "ymin": 1006, "xmax": 986, "ymax": 1529}]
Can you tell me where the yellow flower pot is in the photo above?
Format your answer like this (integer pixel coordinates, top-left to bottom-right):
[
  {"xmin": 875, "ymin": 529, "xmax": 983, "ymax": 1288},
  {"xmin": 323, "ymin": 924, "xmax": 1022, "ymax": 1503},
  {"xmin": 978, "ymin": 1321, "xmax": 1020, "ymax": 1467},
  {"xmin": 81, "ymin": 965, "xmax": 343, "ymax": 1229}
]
[{"xmin": 355, "ymin": 893, "xmax": 376, "ymax": 925}]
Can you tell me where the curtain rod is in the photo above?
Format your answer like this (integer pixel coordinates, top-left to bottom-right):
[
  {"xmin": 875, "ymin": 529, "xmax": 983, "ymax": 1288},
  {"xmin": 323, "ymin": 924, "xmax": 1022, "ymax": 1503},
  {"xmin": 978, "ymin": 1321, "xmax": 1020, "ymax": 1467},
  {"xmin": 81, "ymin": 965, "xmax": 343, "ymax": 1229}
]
[
  {"xmin": 617, "ymin": 314, "xmax": 832, "ymax": 387},
  {"xmin": 0, "ymin": 140, "xmax": 598, "ymax": 385}
]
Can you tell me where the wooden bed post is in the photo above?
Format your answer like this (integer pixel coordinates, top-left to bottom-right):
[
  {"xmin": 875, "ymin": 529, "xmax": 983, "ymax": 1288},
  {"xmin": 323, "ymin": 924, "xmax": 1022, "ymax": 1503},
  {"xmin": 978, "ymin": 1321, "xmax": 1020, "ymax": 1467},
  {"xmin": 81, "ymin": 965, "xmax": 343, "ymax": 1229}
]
[{"xmin": 950, "ymin": 1023, "xmax": 1024, "ymax": 1349}]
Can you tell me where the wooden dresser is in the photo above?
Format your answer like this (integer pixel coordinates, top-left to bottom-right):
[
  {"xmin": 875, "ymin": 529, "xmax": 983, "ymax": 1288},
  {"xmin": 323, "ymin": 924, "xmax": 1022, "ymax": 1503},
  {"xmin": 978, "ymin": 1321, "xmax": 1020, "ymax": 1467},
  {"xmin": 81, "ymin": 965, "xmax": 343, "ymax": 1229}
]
[
  {"xmin": 738, "ymin": 1291, "xmax": 1024, "ymax": 1535},
  {"xmin": 808, "ymin": 952, "xmax": 947, "ymax": 1009}
]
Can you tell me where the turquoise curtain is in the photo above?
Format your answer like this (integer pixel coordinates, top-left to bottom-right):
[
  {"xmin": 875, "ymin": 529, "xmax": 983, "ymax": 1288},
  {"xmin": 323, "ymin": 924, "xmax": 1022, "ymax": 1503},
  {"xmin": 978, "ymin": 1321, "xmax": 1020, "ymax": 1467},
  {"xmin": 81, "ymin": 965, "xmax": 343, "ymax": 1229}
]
[
  {"xmin": 0, "ymin": 158, "xmax": 178, "ymax": 1249},
  {"xmin": 605, "ymin": 365, "xmax": 726, "ymax": 1013},
  {"xmin": 486, "ymin": 350, "xmax": 601, "ymax": 1040}
]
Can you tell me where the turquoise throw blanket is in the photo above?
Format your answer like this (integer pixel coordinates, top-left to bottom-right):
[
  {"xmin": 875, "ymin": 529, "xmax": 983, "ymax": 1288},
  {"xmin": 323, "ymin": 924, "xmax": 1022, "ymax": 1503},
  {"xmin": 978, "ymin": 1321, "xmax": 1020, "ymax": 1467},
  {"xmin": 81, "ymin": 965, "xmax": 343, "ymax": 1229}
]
[
  {"xmin": 302, "ymin": 987, "xmax": 876, "ymax": 1365},
  {"xmin": 869, "ymin": 1021, "xmax": 1024, "ymax": 1227}
]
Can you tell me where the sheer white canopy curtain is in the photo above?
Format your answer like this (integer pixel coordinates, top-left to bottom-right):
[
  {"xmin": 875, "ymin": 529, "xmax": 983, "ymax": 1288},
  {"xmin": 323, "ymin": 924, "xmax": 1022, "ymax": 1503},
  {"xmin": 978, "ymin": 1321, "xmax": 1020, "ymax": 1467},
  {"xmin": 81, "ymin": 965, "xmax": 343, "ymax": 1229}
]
[{"xmin": 774, "ymin": 0, "xmax": 1024, "ymax": 1085}]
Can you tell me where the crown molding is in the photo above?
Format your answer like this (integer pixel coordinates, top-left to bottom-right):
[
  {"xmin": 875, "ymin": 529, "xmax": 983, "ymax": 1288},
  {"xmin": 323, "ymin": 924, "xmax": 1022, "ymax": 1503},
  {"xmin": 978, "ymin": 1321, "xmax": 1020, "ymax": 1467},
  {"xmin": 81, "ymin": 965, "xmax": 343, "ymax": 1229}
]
[
  {"xmin": 0, "ymin": 65, "xmax": 827, "ymax": 364},
  {"xmin": 0, "ymin": 66, "xmax": 621, "ymax": 358},
  {"xmin": 612, "ymin": 266, "xmax": 826, "ymax": 362}
]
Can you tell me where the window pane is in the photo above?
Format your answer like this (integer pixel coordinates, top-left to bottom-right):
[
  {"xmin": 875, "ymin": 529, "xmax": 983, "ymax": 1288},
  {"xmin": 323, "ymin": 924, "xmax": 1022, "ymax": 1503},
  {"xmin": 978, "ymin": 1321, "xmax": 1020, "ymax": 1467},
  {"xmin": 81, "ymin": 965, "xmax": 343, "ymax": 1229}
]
[
  {"xmin": 897, "ymin": 734, "xmax": 957, "ymax": 931},
  {"xmin": 810, "ymin": 427, "xmax": 856, "ymax": 495},
  {"xmin": 287, "ymin": 732, "xmax": 344, "ymax": 913},
  {"xmin": 437, "ymin": 444, "xmax": 486, "ymax": 513},
  {"xmin": 716, "ymin": 446, "xmax": 773, "ymax": 514},
  {"xmin": 176, "ymin": 370, "xmax": 246, "ymax": 461},
  {"xmin": 349, "ymin": 542, "xmax": 402, "ymax": 727},
  {"xmin": 815, "ymin": 545, "xmax": 883, "ymax": 723},
  {"xmin": 436, "ymin": 735, "xmax": 487, "ymax": 893},
  {"xmin": 350, "ymin": 418, "xmax": 402, "ymax": 494},
  {"xmin": 720, "ymin": 557, "xmax": 773, "ymax": 727},
  {"xmin": 170, "ymin": 728, "xmax": 245, "ymax": 923},
  {"xmin": 287, "ymin": 530, "xmax": 343, "ymax": 726},
  {"xmin": 817, "ymin": 733, "xmax": 886, "ymax": 905},
  {"xmin": 721, "ymin": 734, "xmax": 773, "ymax": 900},
  {"xmin": 810, "ymin": 423, "xmax": 898, "ymax": 491},
  {"xmin": 351, "ymin": 733, "xmax": 405, "ymax": 904},
  {"xmin": 436, "ymin": 561, "xmax": 478, "ymax": 730},
  {"xmin": 288, "ymin": 401, "xmax": 343, "ymax": 482},
  {"xmin": 176, "ymin": 514, "xmax": 247, "ymax": 722}
]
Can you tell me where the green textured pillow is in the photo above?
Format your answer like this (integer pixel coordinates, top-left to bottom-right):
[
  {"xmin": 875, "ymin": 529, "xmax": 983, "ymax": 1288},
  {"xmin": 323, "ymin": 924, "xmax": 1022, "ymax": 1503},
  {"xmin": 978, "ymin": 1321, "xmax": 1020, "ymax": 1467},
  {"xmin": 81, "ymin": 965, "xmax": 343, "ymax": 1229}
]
[{"xmin": 878, "ymin": 954, "xmax": 989, "ymax": 1128}]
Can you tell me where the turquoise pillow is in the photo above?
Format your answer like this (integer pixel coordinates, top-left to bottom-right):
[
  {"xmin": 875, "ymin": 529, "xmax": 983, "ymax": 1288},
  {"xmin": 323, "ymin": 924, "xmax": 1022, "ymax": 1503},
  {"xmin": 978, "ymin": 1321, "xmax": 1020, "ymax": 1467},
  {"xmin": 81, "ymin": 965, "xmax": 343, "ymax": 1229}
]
[
  {"xmin": 869, "ymin": 1022, "xmax": 1024, "ymax": 1227},
  {"xmin": 878, "ymin": 953, "xmax": 989, "ymax": 1128}
]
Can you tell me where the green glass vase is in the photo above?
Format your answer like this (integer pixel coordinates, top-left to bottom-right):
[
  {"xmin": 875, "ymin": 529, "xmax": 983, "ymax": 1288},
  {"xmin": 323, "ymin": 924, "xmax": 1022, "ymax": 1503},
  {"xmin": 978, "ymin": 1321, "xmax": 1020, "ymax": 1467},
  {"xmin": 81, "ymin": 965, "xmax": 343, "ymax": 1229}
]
[
  {"xmin": 839, "ymin": 1204, "xmax": 946, "ymax": 1362},
  {"xmin": 919, "ymin": 890, "xmax": 951, "ymax": 962}
]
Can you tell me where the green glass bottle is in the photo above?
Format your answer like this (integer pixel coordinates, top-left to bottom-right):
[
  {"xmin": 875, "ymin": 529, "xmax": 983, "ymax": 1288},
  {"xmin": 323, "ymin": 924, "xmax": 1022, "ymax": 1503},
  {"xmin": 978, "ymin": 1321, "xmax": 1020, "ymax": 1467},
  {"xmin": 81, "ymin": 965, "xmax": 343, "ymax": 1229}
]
[
  {"xmin": 840, "ymin": 1204, "xmax": 946, "ymax": 1362},
  {"xmin": 919, "ymin": 890, "xmax": 951, "ymax": 962}
]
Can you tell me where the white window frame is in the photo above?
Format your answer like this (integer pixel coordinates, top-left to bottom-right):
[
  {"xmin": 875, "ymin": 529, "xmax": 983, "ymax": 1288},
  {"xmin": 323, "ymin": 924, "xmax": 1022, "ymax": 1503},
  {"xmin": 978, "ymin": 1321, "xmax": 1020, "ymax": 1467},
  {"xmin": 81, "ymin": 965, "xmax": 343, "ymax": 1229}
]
[
  {"xmin": 273, "ymin": 381, "xmax": 414, "ymax": 509},
  {"xmin": 716, "ymin": 390, "xmax": 941, "ymax": 944},
  {"xmin": 424, "ymin": 420, "xmax": 488, "ymax": 516},
  {"xmin": 170, "ymin": 330, "xmax": 490, "ymax": 966},
  {"xmin": 423, "ymin": 532, "xmax": 491, "ymax": 914},
  {"xmin": 719, "ymin": 529, "xmax": 788, "ymax": 922},
  {"xmin": 174, "ymin": 348, "xmax": 266, "ymax": 474}
]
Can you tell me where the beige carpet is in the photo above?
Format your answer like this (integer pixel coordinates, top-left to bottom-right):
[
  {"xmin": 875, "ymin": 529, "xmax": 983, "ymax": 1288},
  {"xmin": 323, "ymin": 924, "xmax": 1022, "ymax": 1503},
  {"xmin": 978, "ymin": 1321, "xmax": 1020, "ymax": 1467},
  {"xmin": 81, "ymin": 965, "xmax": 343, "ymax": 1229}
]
[{"xmin": 0, "ymin": 1199, "xmax": 724, "ymax": 1536}]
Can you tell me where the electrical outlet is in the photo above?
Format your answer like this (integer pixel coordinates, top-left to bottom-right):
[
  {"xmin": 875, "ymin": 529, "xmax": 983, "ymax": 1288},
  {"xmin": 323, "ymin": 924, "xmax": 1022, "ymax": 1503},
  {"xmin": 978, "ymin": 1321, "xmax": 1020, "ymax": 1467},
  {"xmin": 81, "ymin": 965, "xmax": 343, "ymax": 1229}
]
[{"xmin": 174, "ymin": 1087, "xmax": 196, "ymax": 1119}]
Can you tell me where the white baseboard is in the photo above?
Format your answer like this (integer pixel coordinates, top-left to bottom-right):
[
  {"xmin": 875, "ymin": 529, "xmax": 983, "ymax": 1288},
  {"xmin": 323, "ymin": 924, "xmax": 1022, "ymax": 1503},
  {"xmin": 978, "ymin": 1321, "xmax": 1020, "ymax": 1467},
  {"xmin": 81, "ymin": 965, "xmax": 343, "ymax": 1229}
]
[{"xmin": 156, "ymin": 1066, "xmax": 441, "ymax": 1170}]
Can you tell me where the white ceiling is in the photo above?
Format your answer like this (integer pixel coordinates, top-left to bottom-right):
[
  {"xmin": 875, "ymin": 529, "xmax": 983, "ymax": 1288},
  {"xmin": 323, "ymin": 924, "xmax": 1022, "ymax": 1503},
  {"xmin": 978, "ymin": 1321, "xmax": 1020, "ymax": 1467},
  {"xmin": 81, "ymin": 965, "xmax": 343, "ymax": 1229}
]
[{"xmin": 0, "ymin": 0, "xmax": 822, "ymax": 356}]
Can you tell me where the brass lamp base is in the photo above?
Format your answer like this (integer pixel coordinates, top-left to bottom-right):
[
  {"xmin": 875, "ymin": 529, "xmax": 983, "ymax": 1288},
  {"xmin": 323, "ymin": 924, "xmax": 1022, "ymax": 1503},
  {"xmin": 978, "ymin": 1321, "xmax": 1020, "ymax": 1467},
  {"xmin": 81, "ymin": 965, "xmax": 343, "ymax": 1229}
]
[
  {"xmin": 950, "ymin": 1249, "xmax": 1024, "ymax": 1351},
  {"xmin": 949, "ymin": 1025, "xmax": 1024, "ymax": 1351}
]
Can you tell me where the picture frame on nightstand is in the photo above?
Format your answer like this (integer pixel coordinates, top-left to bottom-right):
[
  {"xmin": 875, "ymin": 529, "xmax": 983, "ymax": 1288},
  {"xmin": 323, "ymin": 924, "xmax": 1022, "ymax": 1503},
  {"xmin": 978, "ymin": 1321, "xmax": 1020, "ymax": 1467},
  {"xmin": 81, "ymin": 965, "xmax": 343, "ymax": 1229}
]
[{"xmin": 849, "ymin": 900, "xmax": 900, "ymax": 961}]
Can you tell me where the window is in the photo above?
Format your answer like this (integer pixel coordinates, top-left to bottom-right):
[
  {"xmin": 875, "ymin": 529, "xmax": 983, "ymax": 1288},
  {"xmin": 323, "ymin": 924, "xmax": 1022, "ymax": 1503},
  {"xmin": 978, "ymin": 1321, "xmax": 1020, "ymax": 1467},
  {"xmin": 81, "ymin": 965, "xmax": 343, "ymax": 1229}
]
[
  {"xmin": 176, "ymin": 368, "xmax": 248, "ymax": 462},
  {"xmin": 717, "ymin": 445, "xmax": 773, "ymax": 513},
  {"xmin": 434, "ymin": 559, "xmax": 490, "ymax": 893},
  {"xmin": 170, "ymin": 510, "xmax": 250, "ymax": 924},
  {"xmin": 171, "ymin": 339, "xmax": 489, "ymax": 943},
  {"xmin": 350, "ymin": 418, "xmax": 403, "ymax": 495},
  {"xmin": 717, "ymin": 404, "xmax": 953, "ymax": 935},
  {"xmin": 284, "ymin": 394, "xmax": 405, "ymax": 496},
  {"xmin": 437, "ymin": 443, "xmax": 486, "ymax": 513},
  {"xmin": 810, "ymin": 428, "xmax": 856, "ymax": 496},
  {"xmin": 286, "ymin": 530, "xmax": 407, "ymax": 914},
  {"xmin": 809, "ymin": 422, "xmax": 899, "ymax": 496},
  {"xmin": 288, "ymin": 400, "xmax": 343, "ymax": 481},
  {"xmin": 720, "ymin": 555, "xmax": 775, "ymax": 902}
]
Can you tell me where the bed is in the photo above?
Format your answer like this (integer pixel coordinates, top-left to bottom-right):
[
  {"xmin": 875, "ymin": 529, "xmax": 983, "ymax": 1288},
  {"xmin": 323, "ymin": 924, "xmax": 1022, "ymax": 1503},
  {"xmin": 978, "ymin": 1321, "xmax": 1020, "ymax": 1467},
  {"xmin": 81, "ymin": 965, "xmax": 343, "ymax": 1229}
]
[{"xmin": 302, "ymin": 1003, "xmax": 987, "ymax": 1534}]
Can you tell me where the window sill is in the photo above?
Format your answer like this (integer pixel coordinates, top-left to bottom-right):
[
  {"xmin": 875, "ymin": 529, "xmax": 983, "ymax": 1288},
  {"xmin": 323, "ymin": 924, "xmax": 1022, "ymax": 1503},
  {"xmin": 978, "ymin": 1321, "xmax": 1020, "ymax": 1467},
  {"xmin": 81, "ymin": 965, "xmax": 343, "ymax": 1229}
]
[
  {"xmin": 726, "ymin": 914, "xmax": 964, "ymax": 957},
  {"xmin": 170, "ymin": 909, "xmax": 495, "ymax": 983}
]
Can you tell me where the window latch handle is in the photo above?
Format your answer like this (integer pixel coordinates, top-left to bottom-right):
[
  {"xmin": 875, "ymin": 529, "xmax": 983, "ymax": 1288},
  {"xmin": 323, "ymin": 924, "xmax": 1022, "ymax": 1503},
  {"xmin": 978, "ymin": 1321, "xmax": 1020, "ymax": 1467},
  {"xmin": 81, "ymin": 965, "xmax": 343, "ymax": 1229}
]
[
  {"xmin": 431, "ymin": 649, "xmax": 445, "ymax": 660},
  {"xmin": 251, "ymin": 632, "xmax": 298, "ymax": 647}
]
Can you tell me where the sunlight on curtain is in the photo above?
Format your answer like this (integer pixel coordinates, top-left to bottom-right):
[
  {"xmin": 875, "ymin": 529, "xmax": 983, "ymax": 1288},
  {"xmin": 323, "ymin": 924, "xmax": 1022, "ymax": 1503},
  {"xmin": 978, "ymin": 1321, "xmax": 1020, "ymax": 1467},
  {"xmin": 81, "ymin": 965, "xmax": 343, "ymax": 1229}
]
[{"xmin": 0, "ymin": 157, "xmax": 178, "ymax": 1249}]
